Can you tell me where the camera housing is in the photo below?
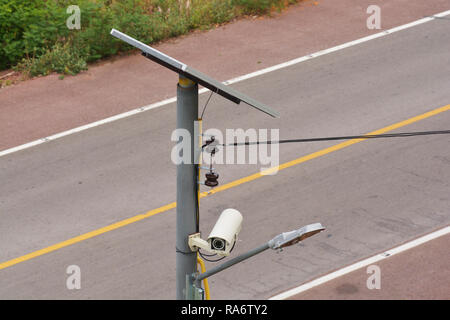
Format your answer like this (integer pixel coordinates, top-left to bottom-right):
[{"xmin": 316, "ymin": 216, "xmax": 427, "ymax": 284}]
[
  {"xmin": 207, "ymin": 208, "xmax": 242, "ymax": 255},
  {"xmin": 188, "ymin": 208, "xmax": 243, "ymax": 257}
]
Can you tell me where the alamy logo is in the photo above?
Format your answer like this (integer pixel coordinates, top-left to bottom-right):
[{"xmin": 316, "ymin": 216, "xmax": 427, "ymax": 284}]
[
  {"xmin": 367, "ymin": 5, "xmax": 381, "ymax": 30},
  {"xmin": 366, "ymin": 265, "xmax": 381, "ymax": 290},
  {"xmin": 171, "ymin": 122, "xmax": 279, "ymax": 175},
  {"xmin": 66, "ymin": 265, "xmax": 81, "ymax": 290},
  {"xmin": 66, "ymin": 5, "xmax": 81, "ymax": 30}
]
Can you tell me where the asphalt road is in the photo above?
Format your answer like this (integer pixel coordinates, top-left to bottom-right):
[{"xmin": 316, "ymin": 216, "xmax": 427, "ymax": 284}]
[
  {"xmin": 0, "ymin": 16, "xmax": 449, "ymax": 299},
  {"xmin": 289, "ymin": 233, "xmax": 450, "ymax": 300}
]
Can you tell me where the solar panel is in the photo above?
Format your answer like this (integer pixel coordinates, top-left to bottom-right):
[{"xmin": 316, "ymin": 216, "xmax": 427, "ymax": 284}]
[{"xmin": 111, "ymin": 29, "xmax": 280, "ymax": 118}]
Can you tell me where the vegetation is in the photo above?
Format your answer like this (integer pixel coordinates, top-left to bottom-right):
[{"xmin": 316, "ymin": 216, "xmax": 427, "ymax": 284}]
[{"xmin": 0, "ymin": 0, "xmax": 299, "ymax": 77}]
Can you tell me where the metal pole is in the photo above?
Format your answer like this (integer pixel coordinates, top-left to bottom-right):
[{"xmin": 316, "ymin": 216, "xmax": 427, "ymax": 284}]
[
  {"xmin": 194, "ymin": 242, "xmax": 270, "ymax": 285},
  {"xmin": 176, "ymin": 75, "xmax": 199, "ymax": 300}
]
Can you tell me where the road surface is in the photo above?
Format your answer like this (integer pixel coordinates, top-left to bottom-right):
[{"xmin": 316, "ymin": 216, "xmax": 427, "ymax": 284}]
[
  {"xmin": 287, "ymin": 233, "xmax": 450, "ymax": 300},
  {"xmin": 0, "ymin": 3, "xmax": 449, "ymax": 299}
]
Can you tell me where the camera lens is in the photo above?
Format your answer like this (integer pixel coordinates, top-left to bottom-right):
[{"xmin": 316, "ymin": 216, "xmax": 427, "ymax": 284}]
[{"xmin": 211, "ymin": 238, "xmax": 226, "ymax": 251}]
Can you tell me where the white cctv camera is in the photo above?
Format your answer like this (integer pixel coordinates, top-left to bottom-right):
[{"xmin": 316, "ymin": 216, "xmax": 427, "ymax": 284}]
[
  {"xmin": 188, "ymin": 208, "xmax": 243, "ymax": 257},
  {"xmin": 208, "ymin": 208, "xmax": 243, "ymax": 254}
]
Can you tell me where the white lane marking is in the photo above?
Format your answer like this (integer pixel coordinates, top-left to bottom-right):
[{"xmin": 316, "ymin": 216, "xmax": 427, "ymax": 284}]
[
  {"xmin": 1, "ymin": 10, "xmax": 449, "ymax": 159},
  {"xmin": 269, "ymin": 225, "xmax": 450, "ymax": 300}
]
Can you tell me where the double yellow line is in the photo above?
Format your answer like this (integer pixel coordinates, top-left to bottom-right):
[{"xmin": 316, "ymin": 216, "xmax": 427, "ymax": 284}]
[{"xmin": 1, "ymin": 104, "xmax": 449, "ymax": 271}]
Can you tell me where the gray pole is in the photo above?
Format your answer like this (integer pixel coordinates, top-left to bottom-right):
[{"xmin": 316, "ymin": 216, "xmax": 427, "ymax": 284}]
[
  {"xmin": 176, "ymin": 75, "xmax": 199, "ymax": 300},
  {"xmin": 108, "ymin": 29, "xmax": 280, "ymax": 300},
  {"xmin": 194, "ymin": 242, "xmax": 270, "ymax": 287}
]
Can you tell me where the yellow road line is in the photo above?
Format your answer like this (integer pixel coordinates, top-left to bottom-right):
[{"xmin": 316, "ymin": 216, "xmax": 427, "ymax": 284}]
[
  {"xmin": 200, "ymin": 104, "xmax": 450, "ymax": 196},
  {"xmin": 0, "ymin": 202, "xmax": 175, "ymax": 270},
  {"xmin": 1, "ymin": 104, "xmax": 449, "ymax": 271}
]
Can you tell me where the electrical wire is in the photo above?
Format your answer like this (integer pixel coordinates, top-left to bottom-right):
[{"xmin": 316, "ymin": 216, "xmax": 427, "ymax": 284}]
[
  {"xmin": 198, "ymin": 250, "xmax": 227, "ymax": 263},
  {"xmin": 195, "ymin": 128, "xmax": 450, "ymax": 263},
  {"xmin": 196, "ymin": 255, "xmax": 211, "ymax": 300},
  {"xmin": 198, "ymin": 240, "xmax": 237, "ymax": 263},
  {"xmin": 195, "ymin": 119, "xmax": 203, "ymax": 233},
  {"xmin": 218, "ymin": 129, "xmax": 450, "ymax": 147},
  {"xmin": 198, "ymin": 250, "xmax": 218, "ymax": 257},
  {"xmin": 200, "ymin": 90, "xmax": 215, "ymax": 120}
]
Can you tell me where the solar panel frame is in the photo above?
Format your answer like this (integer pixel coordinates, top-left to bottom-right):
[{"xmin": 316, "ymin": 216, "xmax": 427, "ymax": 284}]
[{"xmin": 111, "ymin": 29, "xmax": 280, "ymax": 118}]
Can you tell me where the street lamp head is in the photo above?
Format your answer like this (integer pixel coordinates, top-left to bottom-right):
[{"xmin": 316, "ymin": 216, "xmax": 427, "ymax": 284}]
[{"xmin": 268, "ymin": 223, "xmax": 325, "ymax": 250}]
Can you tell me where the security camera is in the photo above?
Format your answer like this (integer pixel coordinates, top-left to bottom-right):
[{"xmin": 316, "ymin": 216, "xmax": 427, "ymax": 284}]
[
  {"xmin": 188, "ymin": 208, "xmax": 243, "ymax": 257},
  {"xmin": 208, "ymin": 208, "xmax": 242, "ymax": 254}
]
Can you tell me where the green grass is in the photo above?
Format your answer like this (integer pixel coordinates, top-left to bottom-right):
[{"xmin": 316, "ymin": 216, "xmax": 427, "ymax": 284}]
[{"xmin": 1, "ymin": 0, "xmax": 300, "ymax": 77}]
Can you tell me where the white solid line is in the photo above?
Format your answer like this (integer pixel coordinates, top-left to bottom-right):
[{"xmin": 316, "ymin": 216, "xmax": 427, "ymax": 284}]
[
  {"xmin": 1, "ymin": 10, "xmax": 449, "ymax": 159},
  {"xmin": 269, "ymin": 225, "xmax": 450, "ymax": 300}
]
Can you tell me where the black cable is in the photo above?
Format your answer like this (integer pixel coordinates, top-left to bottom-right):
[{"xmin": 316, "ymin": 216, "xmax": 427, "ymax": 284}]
[
  {"xmin": 198, "ymin": 250, "xmax": 227, "ymax": 263},
  {"xmin": 176, "ymin": 247, "xmax": 196, "ymax": 255},
  {"xmin": 200, "ymin": 90, "xmax": 215, "ymax": 119},
  {"xmin": 198, "ymin": 239, "xmax": 237, "ymax": 263},
  {"xmin": 218, "ymin": 129, "xmax": 450, "ymax": 147},
  {"xmin": 195, "ymin": 164, "xmax": 200, "ymax": 232},
  {"xmin": 198, "ymin": 250, "xmax": 217, "ymax": 257}
]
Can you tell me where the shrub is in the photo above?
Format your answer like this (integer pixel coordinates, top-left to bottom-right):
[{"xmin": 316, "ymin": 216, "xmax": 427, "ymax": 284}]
[
  {"xmin": 232, "ymin": 0, "xmax": 283, "ymax": 15},
  {"xmin": 2, "ymin": 0, "xmax": 299, "ymax": 77},
  {"xmin": 0, "ymin": 0, "xmax": 69, "ymax": 69},
  {"xmin": 15, "ymin": 42, "xmax": 87, "ymax": 77}
]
